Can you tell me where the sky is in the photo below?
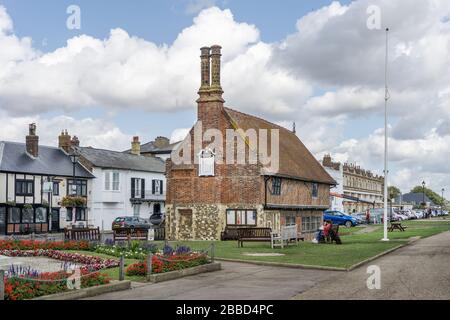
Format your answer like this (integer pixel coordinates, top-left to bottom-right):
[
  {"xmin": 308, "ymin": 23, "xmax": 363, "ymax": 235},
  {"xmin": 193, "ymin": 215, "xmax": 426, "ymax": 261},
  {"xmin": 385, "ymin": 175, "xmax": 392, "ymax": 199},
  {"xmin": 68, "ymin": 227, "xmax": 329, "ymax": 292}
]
[{"xmin": 0, "ymin": 0, "xmax": 449, "ymax": 195}]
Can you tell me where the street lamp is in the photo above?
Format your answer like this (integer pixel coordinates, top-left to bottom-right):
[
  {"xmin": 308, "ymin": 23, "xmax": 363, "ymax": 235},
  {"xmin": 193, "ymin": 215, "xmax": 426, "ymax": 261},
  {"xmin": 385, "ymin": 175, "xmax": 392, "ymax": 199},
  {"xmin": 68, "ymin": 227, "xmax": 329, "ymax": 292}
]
[
  {"xmin": 442, "ymin": 188, "xmax": 445, "ymax": 215},
  {"xmin": 69, "ymin": 149, "xmax": 80, "ymax": 226},
  {"xmin": 422, "ymin": 181, "xmax": 426, "ymax": 208}
]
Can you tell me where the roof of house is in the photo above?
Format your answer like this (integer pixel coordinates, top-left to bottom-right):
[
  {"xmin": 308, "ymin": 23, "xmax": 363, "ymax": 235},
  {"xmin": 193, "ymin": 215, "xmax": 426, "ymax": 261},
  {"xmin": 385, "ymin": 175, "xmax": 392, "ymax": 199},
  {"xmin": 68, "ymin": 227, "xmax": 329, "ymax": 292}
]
[
  {"xmin": 77, "ymin": 146, "xmax": 165, "ymax": 173},
  {"xmin": 124, "ymin": 141, "xmax": 181, "ymax": 154},
  {"xmin": 395, "ymin": 192, "xmax": 436, "ymax": 205},
  {"xmin": 223, "ymin": 107, "xmax": 336, "ymax": 185},
  {"xmin": 0, "ymin": 141, "xmax": 94, "ymax": 178}
]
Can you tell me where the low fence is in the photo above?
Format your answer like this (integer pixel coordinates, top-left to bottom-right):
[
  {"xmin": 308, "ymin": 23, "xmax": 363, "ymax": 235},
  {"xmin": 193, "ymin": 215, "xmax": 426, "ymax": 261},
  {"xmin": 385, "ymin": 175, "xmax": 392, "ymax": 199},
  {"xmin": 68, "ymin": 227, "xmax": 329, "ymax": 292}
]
[
  {"xmin": 113, "ymin": 228, "xmax": 148, "ymax": 243},
  {"xmin": 64, "ymin": 227, "xmax": 101, "ymax": 242}
]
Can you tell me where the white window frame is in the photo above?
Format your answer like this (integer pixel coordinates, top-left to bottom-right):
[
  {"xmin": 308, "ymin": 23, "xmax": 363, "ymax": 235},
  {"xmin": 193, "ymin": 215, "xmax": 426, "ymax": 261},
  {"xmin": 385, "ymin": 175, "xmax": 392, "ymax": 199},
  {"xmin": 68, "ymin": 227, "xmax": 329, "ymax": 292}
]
[
  {"xmin": 134, "ymin": 178, "xmax": 141, "ymax": 198},
  {"xmin": 104, "ymin": 170, "xmax": 120, "ymax": 191},
  {"xmin": 198, "ymin": 149, "xmax": 215, "ymax": 177}
]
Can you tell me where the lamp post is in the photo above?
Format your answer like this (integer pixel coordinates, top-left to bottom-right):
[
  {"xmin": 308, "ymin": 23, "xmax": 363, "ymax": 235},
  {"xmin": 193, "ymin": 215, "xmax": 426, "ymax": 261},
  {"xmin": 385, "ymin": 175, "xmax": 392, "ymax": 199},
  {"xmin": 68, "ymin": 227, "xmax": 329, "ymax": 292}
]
[
  {"xmin": 422, "ymin": 181, "xmax": 426, "ymax": 208},
  {"xmin": 382, "ymin": 28, "xmax": 390, "ymax": 242},
  {"xmin": 442, "ymin": 188, "xmax": 445, "ymax": 215},
  {"xmin": 69, "ymin": 150, "xmax": 80, "ymax": 226}
]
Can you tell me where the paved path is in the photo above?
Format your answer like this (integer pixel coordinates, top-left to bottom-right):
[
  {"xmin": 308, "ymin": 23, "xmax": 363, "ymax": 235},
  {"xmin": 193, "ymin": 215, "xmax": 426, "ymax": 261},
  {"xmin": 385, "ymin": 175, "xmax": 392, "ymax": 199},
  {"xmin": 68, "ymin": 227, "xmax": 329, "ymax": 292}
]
[
  {"xmin": 85, "ymin": 262, "xmax": 340, "ymax": 300},
  {"xmin": 294, "ymin": 231, "xmax": 450, "ymax": 300}
]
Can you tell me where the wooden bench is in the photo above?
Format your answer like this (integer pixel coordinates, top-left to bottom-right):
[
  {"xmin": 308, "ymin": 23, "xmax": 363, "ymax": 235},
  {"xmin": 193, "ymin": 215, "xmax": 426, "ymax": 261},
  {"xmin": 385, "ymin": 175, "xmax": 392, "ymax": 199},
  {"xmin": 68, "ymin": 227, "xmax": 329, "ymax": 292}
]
[
  {"xmin": 64, "ymin": 227, "xmax": 100, "ymax": 242},
  {"xmin": 272, "ymin": 225, "xmax": 305, "ymax": 248},
  {"xmin": 388, "ymin": 222, "xmax": 407, "ymax": 232},
  {"xmin": 237, "ymin": 228, "xmax": 272, "ymax": 248},
  {"xmin": 113, "ymin": 227, "xmax": 149, "ymax": 243}
]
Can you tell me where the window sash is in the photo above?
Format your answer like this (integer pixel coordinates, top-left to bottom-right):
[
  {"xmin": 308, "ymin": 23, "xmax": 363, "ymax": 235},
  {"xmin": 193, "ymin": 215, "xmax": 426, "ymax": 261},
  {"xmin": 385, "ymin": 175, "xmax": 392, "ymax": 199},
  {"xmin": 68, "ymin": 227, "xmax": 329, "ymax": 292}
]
[
  {"xmin": 226, "ymin": 209, "xmax": 257, "ymax": 226},
  {"xmin": 15, "ymin": 180, "xmax": 34, "ymax": 196}
]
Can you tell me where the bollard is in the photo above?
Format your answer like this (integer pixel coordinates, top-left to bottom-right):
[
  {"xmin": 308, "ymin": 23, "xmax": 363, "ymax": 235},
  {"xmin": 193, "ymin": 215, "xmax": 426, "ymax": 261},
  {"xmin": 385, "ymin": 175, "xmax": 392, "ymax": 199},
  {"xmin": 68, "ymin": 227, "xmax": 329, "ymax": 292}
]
[
  {"xmin": 0, "ymin": 270, "xmax": 5, "ymax": 300},
  {"xmin": 211, "ymin": 243, "xmax": 215, "ymax": 263},
  {"xmin": 146, "ymin": 253, "xmax": 153, "ymax": 281},
  {"xmin": 119, "ymin": 255, "xmax": 125, "ymax": 281}
]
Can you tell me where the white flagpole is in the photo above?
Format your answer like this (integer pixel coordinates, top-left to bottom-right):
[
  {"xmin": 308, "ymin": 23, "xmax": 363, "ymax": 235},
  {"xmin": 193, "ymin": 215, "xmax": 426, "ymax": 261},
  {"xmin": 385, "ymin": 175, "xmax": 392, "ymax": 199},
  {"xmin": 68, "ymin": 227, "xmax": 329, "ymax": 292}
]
[{"xmin": 382, "ymin": 28, "xmax": 390, "ymax": 241}]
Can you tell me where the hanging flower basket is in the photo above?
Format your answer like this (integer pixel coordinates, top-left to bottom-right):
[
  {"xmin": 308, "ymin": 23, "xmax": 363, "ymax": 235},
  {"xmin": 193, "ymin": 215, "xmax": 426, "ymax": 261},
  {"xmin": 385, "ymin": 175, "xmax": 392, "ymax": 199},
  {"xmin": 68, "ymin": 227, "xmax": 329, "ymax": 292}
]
[{"xmin": 61, "ymin": 196, "xmax": 87, "ymax": 208}]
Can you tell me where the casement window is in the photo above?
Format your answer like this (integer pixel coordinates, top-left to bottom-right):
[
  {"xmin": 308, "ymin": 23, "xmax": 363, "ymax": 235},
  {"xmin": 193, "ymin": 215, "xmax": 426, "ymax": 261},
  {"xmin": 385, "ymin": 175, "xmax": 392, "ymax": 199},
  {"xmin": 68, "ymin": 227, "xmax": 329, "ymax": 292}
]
[
  {"xmin": 15, "ymin": 179, "xmax": 34, "ymax": 196},
  {"xmin": 21, "ymin": 207, "xmax": 34, "ymax": 223},
  {"xmin": 301, "ymin": 216, "xmax": 322, "ymax": 233},
  {"xmin": 226, "ymin": 209, "xmax": 257, "ymax": 226},
  {"xmin": 285, "ymin": 215, "xmax": 296, "ymax": 226},
  {"xmin": 198, "ymin": 149, "xmax": 215, "ymax": 177},
  {"xmin": 35, "ymin": 207, "xmax": 47, "ymax": 223},
  {"xmin": 68, "ymin": 179, "xmax": 87, "ymax": 196},
  {"xmin": 104, "ymin": 171, "xmax": 120, "ymax": 191},
  {"xmin": 8, "ymin": 208, "xmax": 21, "ymax": 223},
  {"xmin": 66, "ymin": 208, "xmax": 85, "ymax": 221},
  {"xmin": 131, "ymin": 178, "xmax": 145, "ymax": 199},
  {"xmin": 312, "ymin": 183, "xmax": 319, "ymax": 198},
  {"xmin": 152, "ymin": 180, "xmax": 164, "ymax": 195},
  {"xmin": 52, "ymin": 182, "xmax": 60, "ymax": 196},
  {"xmin": 271, "ymin": 177, "xmax": 282, "ymax": 195}
]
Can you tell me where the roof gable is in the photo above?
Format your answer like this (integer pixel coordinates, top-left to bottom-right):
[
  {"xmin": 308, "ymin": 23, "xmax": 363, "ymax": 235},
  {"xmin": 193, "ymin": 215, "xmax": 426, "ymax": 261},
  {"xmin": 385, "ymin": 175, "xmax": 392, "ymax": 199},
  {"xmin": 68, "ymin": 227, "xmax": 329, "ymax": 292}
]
[
  {"xmin": 223, "ymin": 107, "xmax": 336, "ymax": 185},
  {"xmin": 78, "ymin": 147, "xmax": 165, "ymax": 173},
  {"xmin": 0, "ymin": 141, "xmax": 93, "ymax": 178}
]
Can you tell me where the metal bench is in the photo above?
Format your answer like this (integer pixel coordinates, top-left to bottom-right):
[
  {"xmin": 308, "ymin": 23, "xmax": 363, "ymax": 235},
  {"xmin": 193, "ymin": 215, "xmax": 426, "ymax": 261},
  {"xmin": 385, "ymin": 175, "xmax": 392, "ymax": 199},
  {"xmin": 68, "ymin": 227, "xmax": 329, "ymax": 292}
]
[{"xmin": 237, "ymin": 228, "xmax": 272, "ymax": 248}]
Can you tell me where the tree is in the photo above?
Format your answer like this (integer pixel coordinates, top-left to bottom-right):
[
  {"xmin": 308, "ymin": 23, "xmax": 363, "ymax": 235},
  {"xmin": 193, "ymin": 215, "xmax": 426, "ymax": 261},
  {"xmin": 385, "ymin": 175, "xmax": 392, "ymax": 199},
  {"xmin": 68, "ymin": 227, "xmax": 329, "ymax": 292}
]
[
  {"xmin": 410, "ymin": 186, "xmax": 446, "ymax": 206},
  {"xmin": 388, "ymin": 186, "xmax": 401, "ymax": 200}
]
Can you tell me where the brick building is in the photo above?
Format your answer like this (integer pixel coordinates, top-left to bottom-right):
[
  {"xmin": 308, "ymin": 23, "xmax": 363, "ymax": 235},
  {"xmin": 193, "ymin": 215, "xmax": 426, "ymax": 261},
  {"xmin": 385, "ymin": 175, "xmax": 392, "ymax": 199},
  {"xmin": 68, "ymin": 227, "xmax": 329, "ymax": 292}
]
[{"xmin": 165, "ymin": 45, "xmax": 336, "ymax": 240}]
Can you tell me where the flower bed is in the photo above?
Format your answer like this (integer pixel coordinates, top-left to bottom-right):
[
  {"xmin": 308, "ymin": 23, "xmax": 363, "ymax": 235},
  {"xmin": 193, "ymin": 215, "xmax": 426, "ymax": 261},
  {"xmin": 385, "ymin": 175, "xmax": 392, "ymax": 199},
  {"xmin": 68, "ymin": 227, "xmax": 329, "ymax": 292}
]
[
  {"xmin": 126, "ymin": 253, "xmax": 209, "ymax": 276},
  {"xmin": 3, "ymin": 270, "xmax": 110, "ymax": 300},
  {"xmin": 0, "ymin": 240, "xmax": 90, "ymax": 251},
  {"xmin": 0, "ymin": 249, "xmax": 119, "ymax": 272}
]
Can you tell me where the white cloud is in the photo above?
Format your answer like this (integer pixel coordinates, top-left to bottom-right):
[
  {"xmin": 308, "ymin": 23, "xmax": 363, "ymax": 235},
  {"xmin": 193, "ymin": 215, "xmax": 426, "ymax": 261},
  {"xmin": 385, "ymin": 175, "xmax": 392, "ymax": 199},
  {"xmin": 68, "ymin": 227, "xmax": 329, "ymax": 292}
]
[
  {"xmin": 185, "ymin": 0, "xmax": 217, "ymax": 15},
  {"xmin": 1, "ymin": 2, "xmax": 450, "ymax": 194},
  {"xmin": 0, "ymin": 112, "xmax": 132, "ymax": 151}
]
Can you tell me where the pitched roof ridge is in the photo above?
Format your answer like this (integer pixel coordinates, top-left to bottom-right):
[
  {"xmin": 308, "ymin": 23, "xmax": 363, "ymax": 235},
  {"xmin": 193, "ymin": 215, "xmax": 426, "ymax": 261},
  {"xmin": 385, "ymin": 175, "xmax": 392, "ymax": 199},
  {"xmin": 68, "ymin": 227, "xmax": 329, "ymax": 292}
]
[
  {"xmin": 224, "ymin": 106, "xmax": 292, "ymax": 133},
  {"xmin": 0, "ymin": 140, "xmax": 61, "ymax": 150}
]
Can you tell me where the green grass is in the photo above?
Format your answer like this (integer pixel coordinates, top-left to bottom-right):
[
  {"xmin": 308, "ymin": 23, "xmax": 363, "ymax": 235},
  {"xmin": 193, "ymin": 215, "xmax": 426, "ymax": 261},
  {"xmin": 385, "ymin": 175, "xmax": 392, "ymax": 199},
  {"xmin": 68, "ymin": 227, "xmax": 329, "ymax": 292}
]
[
  {"xmin": 160, "ymin": 219, "xmax": 450, "ymax": 269},
  {"xmin": 63, "ymin": 219, "xmax": 450, "ymax": 272},
  {"xmin": 62, "ymin": 250, "xmax": 145, "ymax": 282}
]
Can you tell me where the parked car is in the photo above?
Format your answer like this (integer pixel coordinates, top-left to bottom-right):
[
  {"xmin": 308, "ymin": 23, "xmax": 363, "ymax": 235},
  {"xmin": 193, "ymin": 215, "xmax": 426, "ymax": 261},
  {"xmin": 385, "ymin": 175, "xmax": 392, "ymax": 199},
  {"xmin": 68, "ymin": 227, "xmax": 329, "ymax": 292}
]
[
  {"xmin": 351, "ymin": 212, "xmax": 366, "ymax": 224},
  {"xmin": 149, "ymin": 212, "xmax": 165, "ymax": 226},
  {"xmin": 413, "ymin": 210, "xmax": 424, "ymax": 219},
  {"xmin": 112, "ymin": 216, "xmax": 152, "ymax": 229},
  {"xmin": 324, "ymin": 210, "xmax": 358, "ymax": 228}
]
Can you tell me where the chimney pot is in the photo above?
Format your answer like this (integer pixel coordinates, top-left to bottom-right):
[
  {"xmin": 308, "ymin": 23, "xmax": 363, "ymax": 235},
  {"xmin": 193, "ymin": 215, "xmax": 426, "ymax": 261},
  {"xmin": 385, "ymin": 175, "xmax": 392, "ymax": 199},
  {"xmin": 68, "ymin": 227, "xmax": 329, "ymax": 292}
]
[
  {"xmin": 131, "ymin": 136, "xmax": 141, "ymax": 155},
  {"xmin": 26, "ymin": 123, "xmax": 39, "ymax": 157},
  {"xmin": 58, "ymin": 129, "xmax": 72, "ymax": 152}
]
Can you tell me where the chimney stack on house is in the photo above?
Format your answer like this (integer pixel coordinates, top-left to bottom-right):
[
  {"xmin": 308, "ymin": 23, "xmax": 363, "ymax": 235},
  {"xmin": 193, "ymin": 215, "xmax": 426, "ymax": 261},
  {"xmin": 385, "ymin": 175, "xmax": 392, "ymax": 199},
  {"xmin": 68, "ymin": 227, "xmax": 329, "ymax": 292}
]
[
  {"xmin": 131, "ymin": 136, "xmax": 141, "ymax": 155},
  {"xmin": 197, "ymin": 45, "xmax": 225, "ymax": 122},
  {"xmin": 71, "ymin": 136, "xmax": 80, "ymax": 148},
  {"xmin": 154, "ymin": 136, "xmax": 170, "ymax": 149},
  {"xmin": 58, "ymin": 130, "xmax": 72, "ymax": 152},
  {"xmin": 26, "ymin": 123, "xmax": 39, "ymax": 158}
]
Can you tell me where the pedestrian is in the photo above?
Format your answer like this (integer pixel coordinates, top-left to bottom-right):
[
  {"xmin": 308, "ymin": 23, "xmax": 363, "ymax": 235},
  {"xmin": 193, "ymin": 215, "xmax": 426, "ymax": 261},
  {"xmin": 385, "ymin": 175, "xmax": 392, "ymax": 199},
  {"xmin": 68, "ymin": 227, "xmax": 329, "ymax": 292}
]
[{"xmin": 366, "ymin": 209, "xmax": 371, "ymax": 225}]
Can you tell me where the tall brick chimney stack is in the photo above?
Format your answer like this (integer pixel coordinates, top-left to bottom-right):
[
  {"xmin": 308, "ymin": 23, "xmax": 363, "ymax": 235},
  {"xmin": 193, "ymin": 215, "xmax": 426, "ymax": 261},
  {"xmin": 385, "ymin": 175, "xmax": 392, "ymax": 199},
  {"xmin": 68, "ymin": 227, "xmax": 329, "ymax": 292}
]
[
  {"xmin": 26, "ymin": 123, "xmax": 39, "ymax": 158},
  {"xmin": 209, "ymin": 45, "xmax": 224, "ymax": 101},
  {"xmin": 58, "ymin": 130, "xmax": 72, "ymax": 152},
  {"xmin": 131, "ymin": 136, "xmax": 141, "ymax": 155},
  {"xmin": 197, "ymin": 45, "xmax": 225, "ymax": 123},
  {"xmin": 198, "ymin": 46, "xmax": 211, "ymax": 99}
]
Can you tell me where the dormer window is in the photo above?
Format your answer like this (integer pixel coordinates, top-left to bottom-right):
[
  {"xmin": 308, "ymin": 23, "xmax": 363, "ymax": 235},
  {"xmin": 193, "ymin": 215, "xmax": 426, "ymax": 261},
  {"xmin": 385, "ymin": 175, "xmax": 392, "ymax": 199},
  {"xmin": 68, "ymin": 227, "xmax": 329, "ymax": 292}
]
[{"xmin": 198, "ymin": 148, "xmax": 215, "ymax": 177}]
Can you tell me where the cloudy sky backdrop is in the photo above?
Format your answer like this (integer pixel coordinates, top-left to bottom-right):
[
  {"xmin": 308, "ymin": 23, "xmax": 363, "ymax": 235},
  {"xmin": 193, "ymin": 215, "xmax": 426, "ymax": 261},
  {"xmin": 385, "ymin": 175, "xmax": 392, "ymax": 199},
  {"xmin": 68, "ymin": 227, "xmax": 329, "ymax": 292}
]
[{"xmin": 0, "ymin": 0, "xmax": 449, "ymax": 194}]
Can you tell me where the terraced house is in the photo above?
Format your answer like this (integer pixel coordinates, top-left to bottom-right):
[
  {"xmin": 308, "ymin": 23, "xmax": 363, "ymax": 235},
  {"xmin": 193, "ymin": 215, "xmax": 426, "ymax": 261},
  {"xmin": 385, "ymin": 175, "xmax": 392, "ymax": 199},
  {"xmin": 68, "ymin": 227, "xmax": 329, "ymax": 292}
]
[
  {"xmin": 0, "ymin": 124, "xmax": 94, "ymax": 235},
  {"xmin": 165, "ymin": 46, "xmax": 336, "ymax": 241}
]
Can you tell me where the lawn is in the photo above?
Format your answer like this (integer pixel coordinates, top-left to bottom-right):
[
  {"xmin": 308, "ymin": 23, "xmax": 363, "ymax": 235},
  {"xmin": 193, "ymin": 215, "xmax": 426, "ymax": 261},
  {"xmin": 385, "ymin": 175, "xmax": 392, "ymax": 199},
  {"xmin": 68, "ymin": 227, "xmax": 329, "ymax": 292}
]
[
  {"xmin": 62, "ymin": 250, "xmax": 144, "ymax": 282},
  {"xmin": 62, "ymin": 219, "xmax": 450, "ymax": 272},
  {"xmin": 159, "ymin": 219, "xmax": 450, "ymax": 269}
]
